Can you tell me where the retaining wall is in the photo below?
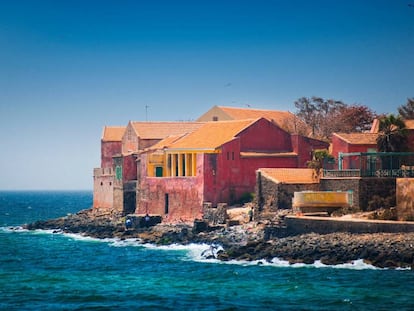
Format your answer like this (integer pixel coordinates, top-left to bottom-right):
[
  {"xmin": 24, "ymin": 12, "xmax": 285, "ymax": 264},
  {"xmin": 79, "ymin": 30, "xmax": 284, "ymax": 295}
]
[{"xmin": 283, "ymin": 215, "xmax": 414, "ymax": 235}]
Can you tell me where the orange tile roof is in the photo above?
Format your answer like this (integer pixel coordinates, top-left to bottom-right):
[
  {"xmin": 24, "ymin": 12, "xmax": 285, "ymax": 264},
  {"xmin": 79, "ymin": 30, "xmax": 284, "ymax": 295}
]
[
  {"xmin": 217, "ymin": 106, "xmax": 308, "ymax": 133},
  {"xmin": 131, "ymin": 122, "xmax": 204, "ymax": 140},
  {"xmin": 167, "ymin": 119, "xmax": 257, "ymax": 150},
  {"xmin": 102, "ymin": 126, "xmax": 125, "ymax": 142},
  {"xmin": 259, "ymin": 168, "xmax": 319, "ymax": 184},
  {"xmin": 370, "ymin": 118, "xmax": 414, "ymax": 132},
  {"xmin": 333, "ymin": 132, "xmax": 378, "ymax": 145},
  {"xmin": 404, "ymin": 119, "xmax": 414, "ymax": 129},
  {"xmin": 146, "ymin": 134, "xmax": 187, "ymax": 151}
]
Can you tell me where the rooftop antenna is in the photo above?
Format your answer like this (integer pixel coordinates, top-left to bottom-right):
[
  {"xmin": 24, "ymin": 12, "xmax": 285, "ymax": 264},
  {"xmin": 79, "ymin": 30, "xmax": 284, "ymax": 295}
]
[{"xmin": 145, "ymin": 105, "xmax": 149, "ymax": 121}]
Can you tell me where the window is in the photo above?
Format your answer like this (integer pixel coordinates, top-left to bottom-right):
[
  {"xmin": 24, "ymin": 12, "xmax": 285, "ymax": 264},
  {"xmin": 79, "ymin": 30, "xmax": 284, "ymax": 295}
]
[
  {"xmin": 164, "ymin": 193, "xmax": 169, "ymax": 214},
  {"xmin": 155, "ymin": 167, "xmax": 163, "ymax": 177},
  {"xmin": 115, "ymin": 166, "xmax": 122, "ymax": 180},
  {"xmin": 213, "ymin": 116, "xmax": 218, "ymax": 121}
]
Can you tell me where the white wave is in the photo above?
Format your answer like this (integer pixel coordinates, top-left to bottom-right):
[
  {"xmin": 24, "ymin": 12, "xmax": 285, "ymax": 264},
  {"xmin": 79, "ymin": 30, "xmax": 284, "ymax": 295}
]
[
  {"xmin": 0, "ymin": 226, "xmax": 28, "ymax": 233},
  {"xmin": 108, "ymin": 238, "xmax": 143, "ymax": 247}
]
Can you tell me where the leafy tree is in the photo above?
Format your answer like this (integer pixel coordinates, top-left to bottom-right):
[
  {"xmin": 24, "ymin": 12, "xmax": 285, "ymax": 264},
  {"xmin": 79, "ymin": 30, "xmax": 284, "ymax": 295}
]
[
  {"xmin": 398, "ymin": 98, "xmax": 414, "ymax": 119},
  {"xmin": 294, "ymin": 96, "xmax": 345, "ymax": 140},
  {"xmin": 336, "ymin": 105, "xmax": 377, "ymax": 133},
  {"xmin": 376, "ymin": 114, "xmax": 408, "ymax": 152},
  {"xmin": 294, "ymin": 97, "xmax": 376, "ymax": 140}
]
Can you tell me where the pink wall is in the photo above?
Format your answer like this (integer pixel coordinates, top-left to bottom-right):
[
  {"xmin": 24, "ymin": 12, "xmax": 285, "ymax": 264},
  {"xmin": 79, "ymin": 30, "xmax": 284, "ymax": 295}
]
[
  {"xmin": 93, "ymin": 172, "xmax": 114, "ymax": 209},
  {"xmin": 101, "ymin": 141, "xmax": 122, "ymax": 168},
  {"xmin": 136, "ymin": 153, "xmax": 204, "ymax": 223}
]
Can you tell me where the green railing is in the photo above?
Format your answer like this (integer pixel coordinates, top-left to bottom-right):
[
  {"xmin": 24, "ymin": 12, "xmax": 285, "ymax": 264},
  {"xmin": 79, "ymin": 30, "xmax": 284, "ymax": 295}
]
[{"xmin": 323, "ymin": 152, "xmax": 414, "ymax": 178}]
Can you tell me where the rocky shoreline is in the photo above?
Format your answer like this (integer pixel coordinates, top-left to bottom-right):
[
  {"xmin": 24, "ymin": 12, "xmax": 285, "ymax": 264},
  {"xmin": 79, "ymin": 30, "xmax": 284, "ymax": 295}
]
[{"xmin": 23, "ymin": 208, "xmax": 414, "ymax": 269}]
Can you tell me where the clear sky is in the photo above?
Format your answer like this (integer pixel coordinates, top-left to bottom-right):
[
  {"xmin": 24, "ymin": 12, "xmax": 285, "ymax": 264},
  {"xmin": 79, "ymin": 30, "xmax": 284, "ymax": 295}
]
[{"xmin": 0, "ymin": 0, "xmax": 413, "ymax": 190}]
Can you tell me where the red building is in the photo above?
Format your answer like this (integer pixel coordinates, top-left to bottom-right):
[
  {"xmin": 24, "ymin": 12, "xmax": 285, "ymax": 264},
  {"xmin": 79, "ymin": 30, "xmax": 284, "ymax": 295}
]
[
  {"xmin": 93, "ymin": 126, "xmax": 125, "ymax": 210},
  {"xmin": 136, "ymin": 118, "xmax": 328, "ymax": 223},
  {"xmin": 94, "ymin": 121, "xmax": 204, "ymax": 213}
]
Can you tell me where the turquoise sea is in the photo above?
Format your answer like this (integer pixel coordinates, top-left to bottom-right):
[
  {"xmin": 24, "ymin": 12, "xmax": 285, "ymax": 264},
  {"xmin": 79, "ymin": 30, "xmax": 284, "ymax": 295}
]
[{"xmin": 0, "ymin": 191, "xmax": 413, "ymax": 310}]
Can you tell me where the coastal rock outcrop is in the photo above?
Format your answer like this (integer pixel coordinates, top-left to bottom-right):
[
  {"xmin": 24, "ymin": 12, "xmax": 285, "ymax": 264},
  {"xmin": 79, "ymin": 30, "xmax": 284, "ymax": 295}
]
[{"xmin": 23, "ymin": 208, "xmax": 414, "ymax": 269}]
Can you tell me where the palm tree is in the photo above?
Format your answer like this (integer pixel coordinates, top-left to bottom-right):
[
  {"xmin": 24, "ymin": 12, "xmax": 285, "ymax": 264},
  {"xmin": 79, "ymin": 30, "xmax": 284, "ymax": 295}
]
[{"xmin": 376, "ymin": 114, "xmax": 408, "ymax": 152}]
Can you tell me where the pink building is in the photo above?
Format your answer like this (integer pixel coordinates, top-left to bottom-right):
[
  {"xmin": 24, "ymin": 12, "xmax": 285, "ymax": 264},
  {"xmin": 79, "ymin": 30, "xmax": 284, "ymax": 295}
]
[{"xmin": 136, "ymin": 118, "xmax": 328, "ymax": 223}]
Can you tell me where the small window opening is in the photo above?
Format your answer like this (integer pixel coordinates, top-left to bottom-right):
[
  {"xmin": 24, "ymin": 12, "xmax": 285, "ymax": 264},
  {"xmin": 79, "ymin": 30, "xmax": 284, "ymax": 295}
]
[{"xmin": 165, "ymin": 193, "xmax": 169, "ymax": 214}]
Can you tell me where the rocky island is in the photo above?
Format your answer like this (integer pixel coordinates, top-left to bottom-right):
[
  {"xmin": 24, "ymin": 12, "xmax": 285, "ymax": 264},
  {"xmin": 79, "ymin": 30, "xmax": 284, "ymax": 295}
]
[{"xmin": 24, "ymin": 208, "xmax": 414, "ymax": 270}]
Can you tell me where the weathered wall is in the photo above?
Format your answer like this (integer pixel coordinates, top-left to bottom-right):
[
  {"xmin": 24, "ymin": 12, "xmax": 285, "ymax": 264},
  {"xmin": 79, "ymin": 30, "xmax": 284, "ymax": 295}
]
[
  {"xmin": 396, "ymin": 178, "xmax": 414, "ymax": 221},
  {"xmin": 122, "ymin": 154, "xmax": 137, "ymax": 182},
  {"xmin": 101, "ymin": 141, "xmax": 122, "ymax": 168},
  {"xmin": 93, "ymin": 168, "xmax": 114, "ymax": 209},
  {"xmin": 283, "ymin": 215, "xmax": 414, "ymax": 235},
  {"xmin": 122, "ymin": 122, "xmax": 139, "ymax": 154},
  {"xmin": 255, "ymin": 171, "xmax": 319, "ymax": 218},
  {"xmin": 202, "ymin": 203, "xmax": 228, "ymax": 224},
  {"xmin": 123, "ymin": 181, "xmax": 137, "ymax": 215},
  {"xmin": 320, "ymin": 177, "xmax": 396, "ymax": 211},
  {"xmin": 291, "ymin": 135, "xmax": 330, "ymax": 168},
  {"xmin": 112, "ymin": 157, "xmax": 124, "ymax": 212},
  {"xmin": 136, "ymin": 153, "xmax": 204, "ymax": 223}
]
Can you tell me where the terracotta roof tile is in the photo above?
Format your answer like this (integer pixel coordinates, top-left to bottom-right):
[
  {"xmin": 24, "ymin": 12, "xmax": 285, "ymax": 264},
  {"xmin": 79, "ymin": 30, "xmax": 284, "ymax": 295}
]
[
  {"xmin": 102, "ymin": 126, "xmax": 125, "ymax": 142},
  {"xmin": 333, "ymin": 132, "xmax": 378, "ymax": 145},
  {"xmin": 146, "ymin": 134, "xmax": 187, "ymax": 151},
  {"xmin": 168, "ymin": 119, "xmax": 256, "ymax": 150},
  {"xmin": 404, "ymin": 119, "xmax": 414, "ymax": 129},
  {"xmin": 131, "ymin": 122, "xmax": 204, "ymax": 139},
  {"xmin": 259, "ymin": 168, "xmax": 319, "ymax": 184},
  {"xmin": 217, "ymin": 106, "xmax": 309, "ymax": 133}
]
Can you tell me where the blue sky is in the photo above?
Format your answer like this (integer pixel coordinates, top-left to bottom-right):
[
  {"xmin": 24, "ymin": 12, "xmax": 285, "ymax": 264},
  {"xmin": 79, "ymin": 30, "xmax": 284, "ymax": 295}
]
[{"xmin": 0, "ymin": 0, "xmax": 413, "ymax": 190}]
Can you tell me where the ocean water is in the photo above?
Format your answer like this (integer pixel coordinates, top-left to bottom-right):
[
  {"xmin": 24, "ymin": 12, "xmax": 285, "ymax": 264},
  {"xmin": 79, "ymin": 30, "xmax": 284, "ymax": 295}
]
[{"xmin": 0, "ymin": 191, "xmax": 413, "ymax": 311}]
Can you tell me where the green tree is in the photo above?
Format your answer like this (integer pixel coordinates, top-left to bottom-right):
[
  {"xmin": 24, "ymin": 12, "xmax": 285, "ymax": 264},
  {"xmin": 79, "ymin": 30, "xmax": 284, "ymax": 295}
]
[
  {"xmin": 376, "ymin": 114, "xmax": 408, "ymax": 152},
  {"xmin": 398, "ymin": 98, "xmax": 414, "ymax": 119}
]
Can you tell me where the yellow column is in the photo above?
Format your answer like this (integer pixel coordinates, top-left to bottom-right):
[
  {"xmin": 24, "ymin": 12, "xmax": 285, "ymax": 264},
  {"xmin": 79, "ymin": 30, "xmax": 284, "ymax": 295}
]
[
  {"xmin": 171, "ymin": 153, "xmax": 176, "ymax": 177},
  {"xmin": 178, "ymin": 153, "xmax": 183, "ymax": 176},
  {"xmin": 192, "ymin": 153, "xmax": 196, "ymax": 176}
]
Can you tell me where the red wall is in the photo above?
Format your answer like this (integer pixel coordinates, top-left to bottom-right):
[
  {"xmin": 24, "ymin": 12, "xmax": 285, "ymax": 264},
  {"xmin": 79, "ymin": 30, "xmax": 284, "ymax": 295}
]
[
  {"xmin": 203, "ymin": 137, "xmax": 298, "ymax": 206},
  {"xmin": 238, "ymin": 118, "xmax": 292, "ymax": 151},
  {"xmin": 101, "ymin": 141, "xmax": 122, "ymax": 168},
  {"xmin": 292, "ymin": 135, "xmax": 330, "ymax": 167},
  {"xmin": 331, "ymin": 135, "xmax": 350, "ymax": 158},
  {"xmin": 123, "ymin": 154, "xmax": 137, "ymax": 182}
]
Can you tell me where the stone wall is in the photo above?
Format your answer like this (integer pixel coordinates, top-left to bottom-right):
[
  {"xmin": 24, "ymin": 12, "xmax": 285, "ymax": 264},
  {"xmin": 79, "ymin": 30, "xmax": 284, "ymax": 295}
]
[
  {"xmin": 396, "ymin": 178, "xmax": 414, "ymax": 221},
  {"xmin": 123, "ymin": 181, "xmax": 137, "ymax": 215},
  {"xmin": 283, "ymin": 215, "xmax": 414, "ymax": 235},
  {"xmin": 202, "ymin": 202, "xmax": 228, "ymax": 224},
  {"xmin": 320, "ymin": 177, "xmax": 396, "ymax": 211},
  {"xmin": 255, "ymin": 171, "xmax": 319, "ymax": 218}
]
